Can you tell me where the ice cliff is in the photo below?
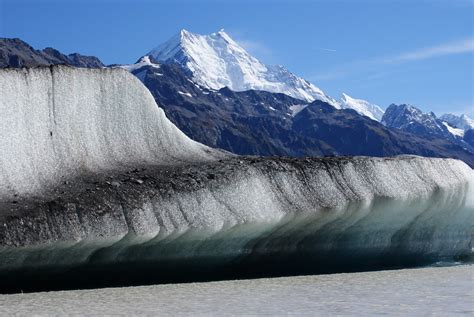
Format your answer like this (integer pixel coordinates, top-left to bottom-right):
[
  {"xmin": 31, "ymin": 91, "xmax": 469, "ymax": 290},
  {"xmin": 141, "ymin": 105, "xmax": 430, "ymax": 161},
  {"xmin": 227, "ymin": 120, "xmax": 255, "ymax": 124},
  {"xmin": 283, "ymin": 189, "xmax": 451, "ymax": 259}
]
[
  {"xmin": 0, "ymin": 66, "xmax": 472, "ymax": 292},
  {"xmin": 0, "ymin": 66, "xmax": 218, "ymax": 199}
]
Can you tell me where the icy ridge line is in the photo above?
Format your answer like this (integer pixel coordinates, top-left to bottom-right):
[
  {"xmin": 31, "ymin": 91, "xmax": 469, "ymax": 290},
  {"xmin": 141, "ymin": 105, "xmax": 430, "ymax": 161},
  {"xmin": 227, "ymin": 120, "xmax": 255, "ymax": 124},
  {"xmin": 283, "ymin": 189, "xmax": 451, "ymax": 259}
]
[
  {"xmin": 139, "ymin": 30, "xmax": 386, "ymax": 120},
  {"xmin": 340, "ymin": 93, "xmax": 385, "ymax": 121}
]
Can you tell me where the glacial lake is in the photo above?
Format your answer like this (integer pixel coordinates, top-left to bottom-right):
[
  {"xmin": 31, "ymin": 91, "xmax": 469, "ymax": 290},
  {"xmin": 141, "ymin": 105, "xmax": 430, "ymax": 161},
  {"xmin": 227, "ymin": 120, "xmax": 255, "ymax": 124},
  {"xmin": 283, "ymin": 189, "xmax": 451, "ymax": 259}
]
[{"xmin": 0, "ymin": 265, "xmax": 472, "ymax": 315}]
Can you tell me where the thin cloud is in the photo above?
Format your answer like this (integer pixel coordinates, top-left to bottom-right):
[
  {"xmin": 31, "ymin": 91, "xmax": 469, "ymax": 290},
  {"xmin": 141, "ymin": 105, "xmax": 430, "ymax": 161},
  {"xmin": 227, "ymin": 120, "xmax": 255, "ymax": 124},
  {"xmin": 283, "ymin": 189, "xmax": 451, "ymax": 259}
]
[
  {"xmin": 355, "ymin": 69, "xmax": 408, "ymax": 83},
  {"xmin": 316, "ymin": 48, "xmax": 337, "ymax": 52},
  {"xmin": 310, "ymin": 37, "xmax": 474, "ymax": 82},
  {"xmin": 310, "ymin": 69, "xmax": 348, "ymax": 81},
  {"xmin": 220, "ymin": 29, "xmax": 274, "ymax": 62},
  {"xmin": 384, "ymin": 37, "xmax": 474, "ymax": 63},
  {"xmin": 453, "ymin": 104, "xmax": 474, "ymax": 117},
  {"xmin": 234, "ymin": 38, "xmax": 273, "ymax": 59}
]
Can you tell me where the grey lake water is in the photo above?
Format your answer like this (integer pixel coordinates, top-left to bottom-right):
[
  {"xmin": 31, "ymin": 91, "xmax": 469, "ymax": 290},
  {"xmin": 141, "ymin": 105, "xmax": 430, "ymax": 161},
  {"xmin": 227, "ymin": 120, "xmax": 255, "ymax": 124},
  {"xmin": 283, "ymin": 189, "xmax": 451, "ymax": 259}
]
[{"xmin": 0, "ymin": 265, "xmax": 472, "ymax": 316}]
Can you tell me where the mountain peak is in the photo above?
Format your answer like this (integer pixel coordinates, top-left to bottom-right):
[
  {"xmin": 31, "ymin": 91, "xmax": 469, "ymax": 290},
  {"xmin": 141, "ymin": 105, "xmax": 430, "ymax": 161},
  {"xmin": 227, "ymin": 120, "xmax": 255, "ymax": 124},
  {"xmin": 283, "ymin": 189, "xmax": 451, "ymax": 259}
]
[
  {"xmin": 214, "ymin": 28, "xmax": 233, "ymax": 42},
  {"xmin": 340, "ymin": 92, "xmax": 358, "ymax": 105},
  {"xmin": 179, "ymin": 28, "xmax": 191, "ymax": 38},
  {"xmin": 440, "ymin": 113, "xmax": 474, "ymax": 131},
  {"xmin": 382, "ymin": 103, "xmax": 451, "ymax": 138},
  {"xmin": 146, "ymin": 29, "xmax": 338, "ymax": 106},
  {"xmin": 215, "ymin": 28, "xmax": 226, "ymax": 35},
  {"xmin": 339, "ymin": 93, "xmax": 384, "ymax": 121}
]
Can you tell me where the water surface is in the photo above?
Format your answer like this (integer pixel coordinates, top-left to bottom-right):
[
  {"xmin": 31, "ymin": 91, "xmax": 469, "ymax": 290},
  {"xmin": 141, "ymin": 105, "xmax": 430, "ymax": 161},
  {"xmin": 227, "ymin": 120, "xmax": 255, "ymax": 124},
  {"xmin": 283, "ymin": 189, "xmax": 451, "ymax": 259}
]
[{"xmin": 1, "ymin": 265, "xmax": 472, "ymax": 315}]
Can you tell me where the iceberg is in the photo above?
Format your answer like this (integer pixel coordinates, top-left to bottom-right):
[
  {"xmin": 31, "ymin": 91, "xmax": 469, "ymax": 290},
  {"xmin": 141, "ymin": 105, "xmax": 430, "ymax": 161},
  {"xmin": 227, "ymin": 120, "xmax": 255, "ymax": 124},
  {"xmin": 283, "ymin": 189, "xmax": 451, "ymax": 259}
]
[{"xmin": 0, "ymin": 66, "xmax": 472, "ymax": 293}]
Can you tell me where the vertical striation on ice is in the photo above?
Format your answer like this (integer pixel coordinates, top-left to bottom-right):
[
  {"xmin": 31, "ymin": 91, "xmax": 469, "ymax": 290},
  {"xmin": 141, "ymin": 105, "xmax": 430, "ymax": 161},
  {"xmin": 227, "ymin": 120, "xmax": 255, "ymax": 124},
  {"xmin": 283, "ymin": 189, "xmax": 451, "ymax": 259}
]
[{"xmin": 0, "ymin": 66, "xmax": 221, "ymax": 198}]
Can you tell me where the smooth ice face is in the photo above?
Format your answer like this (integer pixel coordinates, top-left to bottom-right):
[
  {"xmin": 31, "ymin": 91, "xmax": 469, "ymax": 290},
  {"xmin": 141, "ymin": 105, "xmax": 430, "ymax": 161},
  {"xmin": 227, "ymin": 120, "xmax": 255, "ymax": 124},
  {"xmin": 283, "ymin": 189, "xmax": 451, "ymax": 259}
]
[{"xmin": 0, "ymin": 66, "xmax": 221, "ymax": 198}]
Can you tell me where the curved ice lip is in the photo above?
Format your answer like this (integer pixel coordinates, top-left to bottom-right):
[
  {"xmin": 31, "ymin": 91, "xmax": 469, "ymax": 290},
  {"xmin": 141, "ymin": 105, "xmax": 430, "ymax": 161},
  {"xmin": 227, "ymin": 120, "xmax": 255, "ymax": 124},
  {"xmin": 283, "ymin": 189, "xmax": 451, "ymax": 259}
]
[{"xmin": 0, "ymin": 66, "xmax": 223, "ymax": 199}]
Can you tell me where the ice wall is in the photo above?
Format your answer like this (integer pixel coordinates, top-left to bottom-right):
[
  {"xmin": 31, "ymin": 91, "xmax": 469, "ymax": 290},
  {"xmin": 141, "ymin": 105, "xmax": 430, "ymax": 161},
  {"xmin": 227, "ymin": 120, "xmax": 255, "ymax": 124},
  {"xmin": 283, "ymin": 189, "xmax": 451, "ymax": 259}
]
[
  {"xmin": 0, "ymin": 66, "xmax": 219, "ymax": 198},
  {"xmin": 0, "ymin": 67, "xmax": 472, "ymax": 292},
  {"xmin": 0, "ymin": 156, "xmax": 472, "ymax": 275}
]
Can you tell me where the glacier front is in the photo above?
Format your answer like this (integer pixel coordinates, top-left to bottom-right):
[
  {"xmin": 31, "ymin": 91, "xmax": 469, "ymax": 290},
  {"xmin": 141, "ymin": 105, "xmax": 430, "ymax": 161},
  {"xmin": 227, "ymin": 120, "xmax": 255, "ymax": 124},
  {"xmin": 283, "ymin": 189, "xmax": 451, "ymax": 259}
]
[{"xmin": 0, "ymin": 66, "xmax": 472, "ymax": 293}]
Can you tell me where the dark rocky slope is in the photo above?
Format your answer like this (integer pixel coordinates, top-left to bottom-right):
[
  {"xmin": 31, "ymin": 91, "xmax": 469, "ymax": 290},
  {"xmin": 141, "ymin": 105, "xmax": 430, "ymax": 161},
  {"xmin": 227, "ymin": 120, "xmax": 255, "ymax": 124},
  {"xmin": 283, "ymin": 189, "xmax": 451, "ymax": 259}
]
[
  {"xmin": 136, "ymin": 63, "xmax": 474, "ymax": 166},
  {"xmin": 0, "ymin": 38, "xmax": 104, "ymax": 68}
]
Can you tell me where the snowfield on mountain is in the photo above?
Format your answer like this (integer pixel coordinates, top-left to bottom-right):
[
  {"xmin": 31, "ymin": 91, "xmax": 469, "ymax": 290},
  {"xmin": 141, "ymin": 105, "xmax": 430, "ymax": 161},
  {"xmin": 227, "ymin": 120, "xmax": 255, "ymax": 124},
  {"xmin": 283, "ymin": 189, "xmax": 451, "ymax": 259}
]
[
  {"xmin": 146, "ymin": 29, "xmax": 339, "ymax": 106},
  {"xmin": 340, "ymin": 93, "xmax": 385, "ymax": 121}
]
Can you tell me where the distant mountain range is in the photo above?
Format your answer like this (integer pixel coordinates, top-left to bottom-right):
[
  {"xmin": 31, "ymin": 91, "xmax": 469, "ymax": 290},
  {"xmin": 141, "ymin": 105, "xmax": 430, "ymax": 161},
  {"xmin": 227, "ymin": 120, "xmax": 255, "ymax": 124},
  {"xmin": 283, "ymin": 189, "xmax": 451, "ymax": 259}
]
[
  {"xmin": 339, "ymin": 93, "xmax": 384, "ymax": 121},
  {"xmin": 382, "ymin": 104, "xmax": 474, "ymax": 150},
  {"xmin": 129, "ymin": 60, "xmax": 474, "ymax": 165},
  {"xmin": 1, "ymin": 34, "xmax": 473, "ymax": 167},
  {"xmin": 0, "ymin": 38, "xmax": 104, "ymax": 68},
  {"xmin": 141, "ymin": 29, "xmax": 390, "ymax": 122},
  {"xmin": 440, "ymin": 113, "xmax": 474, "ymax": 132}
]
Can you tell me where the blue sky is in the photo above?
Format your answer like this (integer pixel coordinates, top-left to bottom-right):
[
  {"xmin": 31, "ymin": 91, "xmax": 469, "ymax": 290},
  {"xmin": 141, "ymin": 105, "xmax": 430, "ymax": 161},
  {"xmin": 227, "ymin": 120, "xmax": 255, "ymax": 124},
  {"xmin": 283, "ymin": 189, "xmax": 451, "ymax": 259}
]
[{"xmin": 1, "ymin": 0, "xmax": 473, "ymax": 115}]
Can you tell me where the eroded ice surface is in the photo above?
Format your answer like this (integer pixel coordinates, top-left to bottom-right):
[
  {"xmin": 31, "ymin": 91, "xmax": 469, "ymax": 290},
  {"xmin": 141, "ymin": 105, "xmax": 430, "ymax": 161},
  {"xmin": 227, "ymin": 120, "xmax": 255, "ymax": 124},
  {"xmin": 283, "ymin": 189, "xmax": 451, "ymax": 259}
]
[{"xmin": 0, "ymin": 66, "xmax": 220, "ymax": 198}]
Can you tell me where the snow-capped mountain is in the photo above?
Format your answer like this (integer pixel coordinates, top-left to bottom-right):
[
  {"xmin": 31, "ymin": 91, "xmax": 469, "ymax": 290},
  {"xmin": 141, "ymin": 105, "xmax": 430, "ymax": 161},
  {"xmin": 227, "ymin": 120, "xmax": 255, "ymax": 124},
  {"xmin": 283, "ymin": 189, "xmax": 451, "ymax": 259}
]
[
  {"xmin": 442, "ymin": 122, "xmax": 464, "ymax": 137},
  {"xmin": 146, "ymin": 29, "xmax": 339, "ymax": 107},
  {"xmin": 382, "ymin": 104, "xmax": 451, "ymax": 139},
  {"xmin": 121, "ymin": 55, "xmax": 160, "ymax": 72},
  {"xmin": 116, "ymin": 55, "xmax": 473, "ymax": 160},
  {"xmin": 339, "ymin": 93, "xmax": 384, "ymax": 121},
  {"xmin": 382, "ymin": 104, "xmax": 474, "ymax": 153},
  {"xmin": 440, "ymin": 113, "xmax": 474, "ymax": 131}
]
